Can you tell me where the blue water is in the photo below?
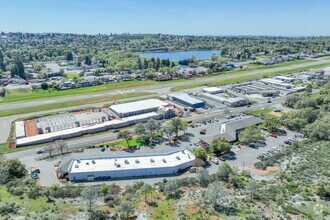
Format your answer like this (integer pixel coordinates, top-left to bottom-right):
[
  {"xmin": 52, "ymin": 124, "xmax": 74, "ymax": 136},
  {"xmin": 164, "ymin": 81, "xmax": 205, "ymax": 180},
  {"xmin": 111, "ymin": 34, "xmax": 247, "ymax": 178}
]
[{"xmin": 138, "ymin": 50, "xmax": 221, "ymax": 61}]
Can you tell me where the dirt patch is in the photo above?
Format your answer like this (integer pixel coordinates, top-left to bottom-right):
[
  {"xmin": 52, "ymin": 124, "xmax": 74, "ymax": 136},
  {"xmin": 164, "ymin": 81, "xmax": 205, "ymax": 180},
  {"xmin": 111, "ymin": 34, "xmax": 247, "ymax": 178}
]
[
  {"xmin": 270, "ymin": 111, "xmax": 283, "ymax": 117},
  {"xmin": 245, "ymin": 166, "xmax": 280, "ymax": 176},
  {"xmin": 24, "ymin": 119, "xmax": 39, "ymax": 137}
]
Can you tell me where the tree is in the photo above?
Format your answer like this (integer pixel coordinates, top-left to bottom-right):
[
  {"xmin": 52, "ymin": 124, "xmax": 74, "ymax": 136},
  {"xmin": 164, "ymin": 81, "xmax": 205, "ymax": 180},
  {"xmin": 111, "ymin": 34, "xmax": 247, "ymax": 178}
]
[
  {"xmin": 0, "ymin": 51, "xmax": 5, "ymax": 71},
  {"xmin": 263, "ymin": 115, "xmax": 281, "ymax": 132},
  {"xmin": 247, "ymin": 179, "xmax": 260, "ymax": 199},
  {"xmin": 161, "ymin": 124, "xmax": 174, "ymax": 143},
  {"xmin": 217, "ymin": 163, "xmax": 233, "ymax": 181},
  {"xmin": 56, "ymin": 140, "xmax": 69, "ymax": 155},
  {"xmin": 41, "ymin": 82, "xmax": 49, "ymax": 90},
  {"xmin": 0, "ymin": 157, "xmax": 26, "ymax": 184},
  {"xmin": 210, "ymin": 137, "xmax": 231, "ymax": 155},
  {"xmin": 10, "ymin": 58, "xmax": 25, "ymax": 79},
  {"xmin": 119, "ymin": 201, "xmax": 135, "ymax": 219},
  {"xmin": 238, "ymin": 126, "xmax": 262, "ymax": 144},
  {"xmin": 134, "ymin": 123, "xmax": 147, "ymax": 139},
  {"xmin": 66, "ymin": 52, "xmax": 73, "ymax": 61},
  {"xmin": 304, "ymin": 115, "xmax": 330, "ymax": 141},
  {"xmin": 196, "ymin": 168, "xmax": 209, "ymax": 187},
  {"xmin": 81, "ymin": 186, "xmax": 99, "ymax": 212},
  {"xmin": 169, "ymin": 118, "xmax": 184, "ymax": 138},
  {"xmin": 193, "ymin": 148, "xmax": 207, "ymax": 161},
  {"xmin": 145, "ymin": 118, "xmax": 161, "ymax": 138},
  {"xmin": 117, "ymin": 130, "xmax": 133, "ymax": 147},
  {"xmin": 206, "ymin": 181, "xmax": 227, "ymax": 211},
  {"xmin": 305, "ymin": 84, "xmax": 313, "ymax": 94},
  {"xmin": 164, "ymin": 180, "xmax": 180, "ymax": 198},
  {"xmin": 140, "ymin": 183, "xmax": 153, "ymax": 203},
  {"xmin": 44, "ymin": 143, "xmax": 57, "ymax": 158}
]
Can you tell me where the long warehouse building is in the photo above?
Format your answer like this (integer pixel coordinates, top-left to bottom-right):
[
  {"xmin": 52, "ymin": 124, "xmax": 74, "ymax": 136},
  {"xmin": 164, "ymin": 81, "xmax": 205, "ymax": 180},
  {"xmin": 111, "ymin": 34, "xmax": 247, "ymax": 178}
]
[
  {"xmin": 110, "ymin": 98, "xmax": 168, "ymax": 118},
  {"xmin": 16, "ymin": 112, "xmax": 163, "ymax": 146},
  {"xmin": 57, "ymin": 149, "xmax": 195, "ymax": 182}
]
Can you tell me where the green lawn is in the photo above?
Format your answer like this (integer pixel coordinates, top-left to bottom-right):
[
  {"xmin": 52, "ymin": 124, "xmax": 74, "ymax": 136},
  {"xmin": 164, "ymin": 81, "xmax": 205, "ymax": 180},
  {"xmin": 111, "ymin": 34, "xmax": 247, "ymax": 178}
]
[
  {"xmin": 0, "ymin": 92, "xmax": 155, "ymax": 117},
  {"xmin": 106, "ymin": 138, "xmax": 147, "ymax": 147},
  {"xmin": 248, "ymin": 108, "xmax": 272, "ymax": 118}
]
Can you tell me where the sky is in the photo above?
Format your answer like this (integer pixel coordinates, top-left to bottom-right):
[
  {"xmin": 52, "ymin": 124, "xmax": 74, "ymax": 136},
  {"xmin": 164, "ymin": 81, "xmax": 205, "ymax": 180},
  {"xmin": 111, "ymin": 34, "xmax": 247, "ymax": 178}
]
[{"xmin": 0, "ymin": 0, "xmax": 330, "ymax": 36}]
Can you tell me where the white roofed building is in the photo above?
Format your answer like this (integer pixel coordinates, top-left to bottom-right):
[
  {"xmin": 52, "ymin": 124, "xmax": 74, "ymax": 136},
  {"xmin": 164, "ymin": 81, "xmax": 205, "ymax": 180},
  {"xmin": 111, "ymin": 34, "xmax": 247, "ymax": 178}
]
[
  {"xmin": 110, "ymin": 99, "xmax": 168, "ymax": 118},
  {"xmin": 58, "ymin": 149, "xmax": 195, "ymax": 182}
]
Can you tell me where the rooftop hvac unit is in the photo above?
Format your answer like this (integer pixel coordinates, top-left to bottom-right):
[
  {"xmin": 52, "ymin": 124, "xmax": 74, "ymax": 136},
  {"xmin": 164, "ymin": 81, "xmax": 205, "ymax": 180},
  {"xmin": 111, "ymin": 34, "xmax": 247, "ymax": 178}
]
[
  {"xmin": 92, "ymin": 160, "xmax": 96, "ymax": 164},
  {"xmin": 75, "ymin": 164, "xmax": 79, "ymax": 168}
]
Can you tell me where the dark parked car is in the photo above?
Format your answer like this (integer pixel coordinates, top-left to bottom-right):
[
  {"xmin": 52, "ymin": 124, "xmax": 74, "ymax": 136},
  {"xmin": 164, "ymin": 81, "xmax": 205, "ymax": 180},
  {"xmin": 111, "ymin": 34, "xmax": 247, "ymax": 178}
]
[
  {"xmin": 248, "ymin": 143, "xmax": 258, "ymax": 148},
  {"xmin": 284, "ymin": 140, "xmax": 293, "ymax": 145},
  {"xmin": 112, "ymin": 129, "xmax": 120, "ymax": 133},
  {"xmin": 36, "ymin": 149, "xmax": 44, "ymax": 154}
]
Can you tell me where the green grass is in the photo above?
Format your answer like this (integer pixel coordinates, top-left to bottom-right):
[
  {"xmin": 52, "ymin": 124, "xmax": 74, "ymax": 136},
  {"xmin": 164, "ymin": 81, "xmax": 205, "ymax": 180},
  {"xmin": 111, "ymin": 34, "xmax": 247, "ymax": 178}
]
[
  {"xmin": 151, "ymin": 200, "xmax": 177, "ymax": 220},
  {"xmin": 171, "ymin": 62, "xmax": 330, "ymax": 91},
  {"xmin": 65, "ymin": 72, "xmax": 80, "ymax": 79},
  {"xmin": 106, "ymin": 138, "xmax": 147, "ymax": 147},
  {"xmin": 248, "ymin": 108, "xmax": 272, "ymax": 118},
  {"xmin": 0, "ymin": 92, "xmax": 155, "ymax": 117},
  {"xmin": 0, "ymin": 187, "xmax": 81, "ymax": 217},
  {"xmin": 1, "ymin": 80, "xmax": 160, "ymax": 103}
]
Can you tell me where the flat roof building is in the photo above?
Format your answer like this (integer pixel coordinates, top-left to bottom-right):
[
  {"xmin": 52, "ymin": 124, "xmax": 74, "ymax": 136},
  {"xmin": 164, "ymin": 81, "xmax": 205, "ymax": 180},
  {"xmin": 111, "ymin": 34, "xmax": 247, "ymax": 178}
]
[
  {"xmin": 202, "ymin": 87, "xmax": 224, "ymax": 94},
  {"xmin": 259, "ymin": 78, "xmax": 292, "ymax": 89},
  {"xmin": 59, "ymin": 149, "xmax": 195, "ymax": 182},
  {"xmin": 200, "ymin": 93, "xmax": 248, "ymax": 107},
  {"xmin": 110, "ymin": 99, "xmax": 168, "ymax": 118},
  {"xmin": 274, "ymin": 76, "xmax": 295, "ymax": 83},
  {"xmin": 168, "ymin": 93, "xmax": 205, "ymax": 108}
]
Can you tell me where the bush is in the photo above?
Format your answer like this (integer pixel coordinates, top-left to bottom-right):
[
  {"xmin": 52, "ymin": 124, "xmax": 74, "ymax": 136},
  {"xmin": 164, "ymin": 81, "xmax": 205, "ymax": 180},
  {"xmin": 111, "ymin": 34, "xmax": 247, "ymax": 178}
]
[{"xmin": 0, "ymin": 203, "xmax": 19, "ymax": 216}]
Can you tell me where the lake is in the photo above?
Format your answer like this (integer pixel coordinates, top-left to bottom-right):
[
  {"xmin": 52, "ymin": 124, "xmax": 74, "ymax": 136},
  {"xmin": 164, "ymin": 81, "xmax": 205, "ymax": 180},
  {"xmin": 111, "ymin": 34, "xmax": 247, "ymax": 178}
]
[{"xmin": 138, "ymin": 50, "xmax": 221, "ymax": 61}]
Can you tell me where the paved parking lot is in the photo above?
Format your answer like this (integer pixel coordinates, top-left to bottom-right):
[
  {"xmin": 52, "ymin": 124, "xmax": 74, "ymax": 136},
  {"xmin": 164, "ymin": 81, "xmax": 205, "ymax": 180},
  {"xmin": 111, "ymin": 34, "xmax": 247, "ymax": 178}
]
[{"xmin": 26, "ymin": 115, "xmax": 301, "ymax": 187}]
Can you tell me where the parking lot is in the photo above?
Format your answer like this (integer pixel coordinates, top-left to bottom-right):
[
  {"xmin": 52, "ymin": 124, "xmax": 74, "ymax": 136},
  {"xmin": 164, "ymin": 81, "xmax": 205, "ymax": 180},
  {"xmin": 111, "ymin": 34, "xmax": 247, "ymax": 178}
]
[{"xmin": 23, "ymin": 111, "xmax": 302, "ymax": 187}]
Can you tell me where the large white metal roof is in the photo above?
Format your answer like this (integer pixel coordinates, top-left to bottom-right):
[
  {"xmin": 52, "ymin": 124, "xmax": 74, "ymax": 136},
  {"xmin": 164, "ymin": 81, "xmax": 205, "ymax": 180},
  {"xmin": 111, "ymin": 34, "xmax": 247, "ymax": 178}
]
[
  {"xmin": 110, "ymin": 99, "xmax": 168, "ymax": 114},
  {"xmin": 169, "ymin": 93, "xmax": 205, "ymax": 105},
  {"xmin": 69, "ymin": 149, "xmax": 195, "ymax": 173}
]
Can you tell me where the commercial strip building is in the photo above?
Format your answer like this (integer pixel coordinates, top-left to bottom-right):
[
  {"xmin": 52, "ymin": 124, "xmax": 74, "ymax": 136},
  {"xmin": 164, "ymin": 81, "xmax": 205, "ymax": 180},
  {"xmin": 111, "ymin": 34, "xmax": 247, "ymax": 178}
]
[
  {"xmin": 110, "ymin": 99, "xmax": 168, "ymax": 118},
  {"xmin": 57, "ymin": 149, "xmax": 195, "ymax": 182},
  {"xmin": 273, "ymin": 76, "xmax": 295, "ymax": 83},
  {"xmin": 200, "ymin": 93, "xmax": 249, "ymax": 107},
  {"xmin": 168, "ymin": 93, "xmax": 206, "ymax": 108}
]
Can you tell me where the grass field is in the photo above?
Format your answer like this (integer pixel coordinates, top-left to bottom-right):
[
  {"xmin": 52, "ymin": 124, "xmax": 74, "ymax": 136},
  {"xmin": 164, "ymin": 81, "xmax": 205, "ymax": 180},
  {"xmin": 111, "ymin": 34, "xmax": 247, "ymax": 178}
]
[
  {"xmin": 171, "ymin": 62, "xmax": 330, "ymax": 91},
  {"xmin": 0, "ymin": 92, "xmax": 155, "ymax": 117},
  {"xmin": 1, "ymin": 80, "xmax": 160, "ymax": 103},
  {"xmin": 106, "ymin": 138, "xmax": 147, "ymax": 147},
  {"xmin": 248, "ymin": 108, "xmax": 272, "ymax": 118}
]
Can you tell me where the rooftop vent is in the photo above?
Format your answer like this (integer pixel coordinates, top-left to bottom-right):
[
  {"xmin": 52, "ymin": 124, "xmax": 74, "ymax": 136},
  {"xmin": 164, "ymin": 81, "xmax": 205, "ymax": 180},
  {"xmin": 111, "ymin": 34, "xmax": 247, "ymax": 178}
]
[
  {"xmin": 135, "ymin": 159, "xmax": 140, "ymax": 164},
  {"xmin": 162, "ymin": 159, "xmax": 167, "ymax": 163},
  {"xmin": 74, "ymin": 164, "xmax": 79, "ymax": 168},
  {"xmin": 77, "ymin": 160, "xmax": 81, "ymax": 163},
  {"xmin": 92, "ymin": 160, "xmax": 96, "ymax": 164},
  {"xmin": 176, "ymin": 156, "xmax": 181, "ymax": 160},
  {"xmin": 150, "ymin": 159, "xmax": 155, "ymax": 163},
  {"xmin": 86, "ymin": 162, "xmax": 89, "ymax": 165},
  {"xmin": 125, "ymin": 160, "xmax": 129, "ymax": 164}
]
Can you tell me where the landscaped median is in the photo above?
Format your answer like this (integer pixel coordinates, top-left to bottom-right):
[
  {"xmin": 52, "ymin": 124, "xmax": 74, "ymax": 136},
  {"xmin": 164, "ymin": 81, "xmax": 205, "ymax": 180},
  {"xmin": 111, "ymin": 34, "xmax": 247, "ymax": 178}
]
[{"xmin": 0, "ymin": 92, "xmax": 155, "ymax": 117}]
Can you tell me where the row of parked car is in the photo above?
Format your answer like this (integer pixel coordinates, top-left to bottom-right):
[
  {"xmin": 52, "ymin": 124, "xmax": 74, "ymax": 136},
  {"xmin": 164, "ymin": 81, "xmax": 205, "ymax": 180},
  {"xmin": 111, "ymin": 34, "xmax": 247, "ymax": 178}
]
[
  {"xmin": 257, "ymin": 146, "xmax": 282, "ymax": 160},
  {"xmin": 211, "ymin": 151, "xmax": 237, "ymax": 164}
]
